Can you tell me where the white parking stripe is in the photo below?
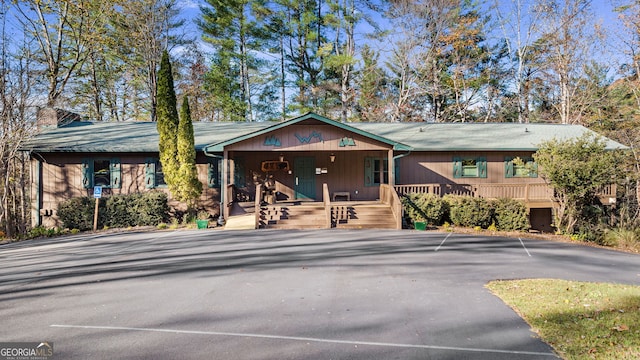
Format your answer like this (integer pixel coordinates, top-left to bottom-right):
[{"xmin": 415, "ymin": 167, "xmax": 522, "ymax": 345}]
[
  {"xmin": 50, "ymin": 324, "xmax": 555, "ymax": 357},
  {"xmin": 434, "ymin": 232, "xmax": 452, "ymax": 252},
  {"xmin": 518, "ymin": 237, "xmax": 532, "ymax": 257}
]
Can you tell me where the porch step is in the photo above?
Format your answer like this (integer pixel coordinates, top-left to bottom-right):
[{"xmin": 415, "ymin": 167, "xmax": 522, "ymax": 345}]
[
  {"xmin": 259, "ymin": 203, "xmax": 327, "ymax": 229},
  {"xmin": 333, "ymin": 204, "xmax": 397, "ymax": 229}
]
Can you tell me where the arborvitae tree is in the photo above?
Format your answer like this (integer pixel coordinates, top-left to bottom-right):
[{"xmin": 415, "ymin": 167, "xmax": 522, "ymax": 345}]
[
  {"xmin": 156, "ymin": 50, "xmax": 180, "ymax": 197},
  {"xmin": 177, "ymin": 96, "xmax": 202, "ymax": 206}
]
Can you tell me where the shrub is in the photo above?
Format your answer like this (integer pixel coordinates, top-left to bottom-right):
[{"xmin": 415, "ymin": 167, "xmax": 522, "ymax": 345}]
[
  {"xmin": 58, "ymin": 191, "xmax": 169, "ymax": 230},
  {"xmin": 492, "ymin": 198, "xmax": 530, "ymax": 231},
  {"xmin": 58, "ymin": 197, "xmax": 105, "ymax": 231},
  {"xmin": 105, "ymin": 194, "xmax": 138, "ymax": 228},
  {"xmin": 445, "ymin": 195, "xmax": 493, "ymax": 229},
  {"xmin": 402, "ymin": 193, "xmax": 448, "ymax": 225},
  {"xmin": 603, "ymin": 228, "xmax": 639, "ymax": 248},
  {"xmin": 133, "ymin": 191, "xmax": 169, "ymax": 226}
]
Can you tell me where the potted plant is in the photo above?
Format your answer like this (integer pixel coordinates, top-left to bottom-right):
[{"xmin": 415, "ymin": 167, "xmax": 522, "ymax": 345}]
[
  {"xmin": 196, "ymin": 210, "xmax": 210, "ymax": 229},
  {"xmin": 414, "ymin": 216, "xmax": 427, "ymax": 231}
]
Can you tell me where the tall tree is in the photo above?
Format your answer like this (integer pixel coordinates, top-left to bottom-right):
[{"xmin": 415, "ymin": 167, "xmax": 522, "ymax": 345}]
[
  {"xmin": 200, "ymin": 0, "xmax": 271, "ymax": 121},
  {"xmin": 12, "ymin": 0, "xmax": 110, "ymax": 107},
  {"xmin": 1, "ymin": 5, "xmax": 36, "ymax": 237},
  {"xmin": 177, "ymin": 97, "xmax": 202, "ymax": 206},
  {"xmin": 494, "ymin": 0, "xmax": 544, "ymax": 123},
  {"xmin": 110, "ymin": 0, "xmax": 186, "ymax": 121},
  {"xmin": 156, "ymin": 51, "xmax": 180, "ymax": 197},
  {"xmin": 356, "ymin": 45, "xmax": 388, "ymax": 121},
  {"xmin": 533, "ymin": 0, "xmax": 600, "ymax": 124}
]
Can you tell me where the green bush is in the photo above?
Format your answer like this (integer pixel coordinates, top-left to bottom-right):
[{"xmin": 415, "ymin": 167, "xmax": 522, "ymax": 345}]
[
  {"xmin": 492, "ymin": 198, "xmax": 530, "ymax": 231},
  {"xmin": 133, "ymin": 191, "xmax": 169, "ymax": 226},
  {"xmin": 57, "ymin": 197, "xmax": 105, "ymax": 231},
  {"xmin": 105, "ymin": 194, "xmax": 138, "ymax": 228},
  {"xmin": 58, "ymin": 191, "xmax": 169, "ymax": 230},
  {"xmin": 444, "ymin": 195, "xmax": 493, "ymax": 229},
  {"xmin": 402, "ymin": 193, "xmax": 448, "ymax": 225}
]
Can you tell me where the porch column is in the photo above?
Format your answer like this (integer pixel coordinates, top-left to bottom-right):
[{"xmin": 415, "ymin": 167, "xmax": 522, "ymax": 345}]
[
  {"xmin": 388, "ymin": 149, "xmax": 395, "ymax": 186},
  {"xmin": 221, "ymin": 149, "xmax": 229, "ymax": 221}
]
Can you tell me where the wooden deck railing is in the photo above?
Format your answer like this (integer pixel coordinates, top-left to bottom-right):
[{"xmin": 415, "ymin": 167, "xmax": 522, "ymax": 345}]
[
  {"xmin": 394, "ymin": 183, "xmax": 616, "ymax": 204},
  {"xmin": 380, "ymin": 184, "xmax": 403, "ymax": 229},
  {"xmin": 254, "ymin": 183, "xmax": 263, "ymax": 229}
]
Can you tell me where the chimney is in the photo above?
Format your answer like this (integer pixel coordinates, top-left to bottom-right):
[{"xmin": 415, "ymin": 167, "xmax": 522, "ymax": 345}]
[{"xmin": 36, "ymin": 107, "xmax": 81, "ymax": 130}]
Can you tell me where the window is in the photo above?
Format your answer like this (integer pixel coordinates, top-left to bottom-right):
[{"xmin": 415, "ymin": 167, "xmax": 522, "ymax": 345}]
[
  {"xmin": 82, "ymin": 158, "xmax": 121, "ymax": 189},
  {"xmin": 145, "ymin": 158, "xmax": 166, "ymax": 188},
  {"xmin": 453, "ymin": 157, "xmax": 487, "ymax": 178},
  {"xmin": 208, "ymin": 158, "xmax": 222, "ymax": 188},
  {"xmin": 505, "ymin": 156, "xmax": 538, "ymax": 178},
  {"xmin": 364, "ymin": 157, "xmax": 399, "ymax": 186}
]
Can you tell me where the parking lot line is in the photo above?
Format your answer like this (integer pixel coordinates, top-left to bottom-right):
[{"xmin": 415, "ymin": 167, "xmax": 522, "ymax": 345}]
[
  {"xmin": 50, "ymin": 324, "xmax": 556, "ymax": 357},
  {"xmin": 434, "ymin": 233, "xmax": 452, "ymax": 252},
  {"xmin": 518, "ymin": 237, "xmax": 532, "ymax": 257}
]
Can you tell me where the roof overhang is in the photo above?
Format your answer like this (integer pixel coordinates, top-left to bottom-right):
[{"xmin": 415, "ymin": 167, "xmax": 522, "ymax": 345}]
[{"xmin": 203, "ymin": 112, "xmax": 412, "ymax": 154}]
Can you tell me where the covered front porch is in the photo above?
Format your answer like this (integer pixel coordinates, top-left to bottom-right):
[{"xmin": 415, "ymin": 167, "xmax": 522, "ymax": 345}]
[{"xmin": 223, "ymin": 183, "xmax": 402, "ymax": 230}]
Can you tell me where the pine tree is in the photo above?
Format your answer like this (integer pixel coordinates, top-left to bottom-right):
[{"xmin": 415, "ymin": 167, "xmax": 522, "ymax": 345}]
[
  {"xmin": 156, "ymin": 50, "xmax": 180, "ymax": 198},
  {"xmin": 177, "ymin": 96, "xmax": 203, "ymax": 206}
]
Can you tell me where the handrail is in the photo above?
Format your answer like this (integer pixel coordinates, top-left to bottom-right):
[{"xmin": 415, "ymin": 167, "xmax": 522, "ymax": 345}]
[
  {"xmin": 254, "ymin": 183, "xmax": 263, "ymax": 229},
  {"xmin": 323, "ymin": 183, "xmax": 332, "ymax": 229},
  {"xmin": 380, "ymin": 184, "xmax": 403, "ymax": 230},
  {"xmin": 393, "ymin": 182, "xmax": 616, "ymax": 205}
]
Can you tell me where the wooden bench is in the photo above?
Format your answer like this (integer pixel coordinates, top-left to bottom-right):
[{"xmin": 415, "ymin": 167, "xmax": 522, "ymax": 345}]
[{"xmin": 332, "ymin": 192, "xmax": 351, "ymax": 201}]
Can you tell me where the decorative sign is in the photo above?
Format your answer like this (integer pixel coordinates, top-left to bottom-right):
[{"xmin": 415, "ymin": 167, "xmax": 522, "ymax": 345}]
[
  {"xmin": 295, "ymin": 131, "xmax": 323, "ymax": 144},
  {"xmin": 264, "ymin": 135, "xmax": 281, "ymax": 147},
  {"xmin": 261, "ymin": 161, "xmax": 290, "ymax": 172},
  {"xmin": 339, "ymin": 137, "xmax": 356, "ymax": 147},
  {"xmin": 93, "ymin": 186, "xmax": 103, "ymax": 199}
]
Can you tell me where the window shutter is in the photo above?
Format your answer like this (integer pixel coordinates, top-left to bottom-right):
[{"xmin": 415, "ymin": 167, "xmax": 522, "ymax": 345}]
[
  {"xmin": 394, "ymin": 158, "xmax": 401, "ymax": 184},
  {"xmin": 453, "ymin": 157, "xmax": 462, "ymax": 178},
  {"xmin": 477, "ymin": 157, "xmax": 487, "ymax": 178},
  {"xmin": 208, "ymin": 158, "xmax": 221, "ymax": 188},
  {"xmin": 364, "ymin": 157, "xmax": 374, "ymax": 186},
  {"xmin": 505, "ymin": 156, "xmax": 514, "ymax": 178},
  {"xmin": 110, "ymin": 158, "xmax": 121, "ymax": 189},
  {"xmin": 145, "ymin": 158, "xmax": 156, "ymax": 189},
  {"xmin": 530, "ymin": 161, "xmax": 538, "ymax": 178},
  {"xmin": 82, "ymin": 158, "xmax": 93, "ymax": 189}
]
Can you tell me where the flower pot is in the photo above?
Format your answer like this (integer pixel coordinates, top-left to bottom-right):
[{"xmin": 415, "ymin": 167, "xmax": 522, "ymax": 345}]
[
  {"xmin": 196, "ymin": 219, "xmax": 209, "ymax": 229},
  {"xmin": 414, "ymin": 221, "xmax": 426, "ymax": 230}
]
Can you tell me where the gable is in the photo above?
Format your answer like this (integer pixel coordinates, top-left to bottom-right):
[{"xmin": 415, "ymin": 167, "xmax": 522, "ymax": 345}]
[
  {"xmin": 226, "ymin": 123, "xmax": 392, "ymax": 151},
  {"xmin": 204, "ymin": 113, "xmax": 410, "ymax": 153}
]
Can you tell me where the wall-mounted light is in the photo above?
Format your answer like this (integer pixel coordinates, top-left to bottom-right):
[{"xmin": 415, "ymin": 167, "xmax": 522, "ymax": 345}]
[
  {"xmin": 330, "ymin": 153, "xmax": 336, "ymax": 163},
  {"xmin": 279, "ymin": 153, "xmax": 284, "ymax": 162}
]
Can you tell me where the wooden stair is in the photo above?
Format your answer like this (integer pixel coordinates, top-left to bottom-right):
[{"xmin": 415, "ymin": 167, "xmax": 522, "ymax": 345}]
[
  {"xmin": 259, "ymin": 202, "xmax": 327, "ymax": 229},
  {"xmin": 333, "ymin": 202, "xmax": 397, "ymax": 229}
]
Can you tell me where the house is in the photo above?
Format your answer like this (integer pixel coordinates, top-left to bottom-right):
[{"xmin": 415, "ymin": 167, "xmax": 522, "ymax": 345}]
[{"xmin": 22, "ymin": 110, "xmax": 627, "ymax": 231}]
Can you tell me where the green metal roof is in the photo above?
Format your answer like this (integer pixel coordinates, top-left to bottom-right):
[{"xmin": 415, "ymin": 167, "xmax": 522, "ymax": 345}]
[
  {"xmin": 203, "ymin": 112, "xmax": 411, "ymax": 152},
  {"xmin": 22, "ymin": 113, "xmax": 627, "ymax": 153},
  {"xmin": 349, "ymin": 122, "xmax": 628, "ymax": 151},
  {"xmin": 22, "ymin": 120, "xmax": 271, "ymax": 153}
]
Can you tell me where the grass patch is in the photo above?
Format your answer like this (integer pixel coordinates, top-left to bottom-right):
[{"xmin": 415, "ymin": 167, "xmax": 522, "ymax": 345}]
[{"xmin": 486, "ymin": 279, "xmax": 640, "ymax": 359}]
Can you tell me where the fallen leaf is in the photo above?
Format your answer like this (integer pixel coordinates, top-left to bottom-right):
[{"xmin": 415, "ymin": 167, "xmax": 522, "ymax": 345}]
[{"xmin": 612, "ymin": 324, "xmax": 629, "ymax": 332}]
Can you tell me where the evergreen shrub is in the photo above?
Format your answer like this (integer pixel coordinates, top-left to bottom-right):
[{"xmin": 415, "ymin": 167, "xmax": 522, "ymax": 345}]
[
  {"xmin": 444, "ymin": 195, "xmax": 493, "ymax": 229},
  {"xmin": 402, "ymin": 193, "xmax": 448, "ymax": 226},
  {"xmin": 58, "ymin": 191, "xmax": 169, "ymax": 230},
  {"xmin": 492, "ymin": 198, "xmax": 530, "ymax": 231}
]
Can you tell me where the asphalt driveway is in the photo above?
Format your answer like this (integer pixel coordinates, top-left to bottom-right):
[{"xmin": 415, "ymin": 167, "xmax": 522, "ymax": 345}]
[{"xmin": 1, "ymin": 229, "xmax": 638, "ymax": 359}]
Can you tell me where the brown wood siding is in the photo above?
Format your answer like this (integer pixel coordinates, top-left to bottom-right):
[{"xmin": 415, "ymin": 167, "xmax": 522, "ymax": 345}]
[
  {"xmin": 398, "ymin": 151, "xmax": 545, "ymax": 185},
  {"xmin": 226, "ymin": 125, "xmax": 390, "ymax": 152},
  {"xmin": 35, "ymin": 153, "xmax": 222, "ymax": 227}
]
